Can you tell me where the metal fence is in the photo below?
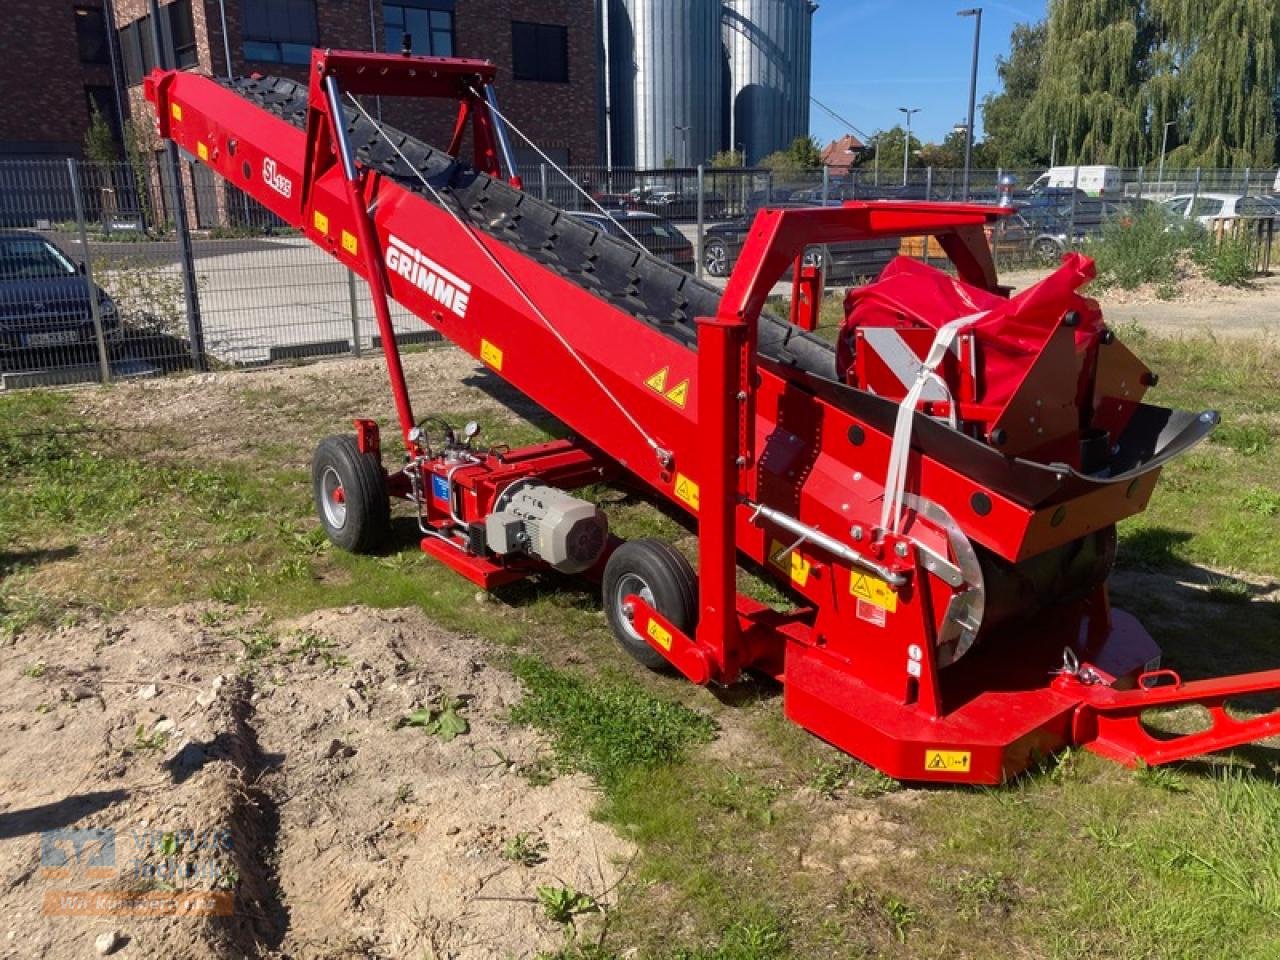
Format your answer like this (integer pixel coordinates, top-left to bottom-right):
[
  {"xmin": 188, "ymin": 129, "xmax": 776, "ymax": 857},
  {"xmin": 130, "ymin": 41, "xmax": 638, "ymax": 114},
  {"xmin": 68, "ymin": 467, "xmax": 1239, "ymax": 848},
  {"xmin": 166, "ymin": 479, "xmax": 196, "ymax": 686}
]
[{"xmin": 0, "ymin": 154, "xmax": 1275, "ymax": 389}]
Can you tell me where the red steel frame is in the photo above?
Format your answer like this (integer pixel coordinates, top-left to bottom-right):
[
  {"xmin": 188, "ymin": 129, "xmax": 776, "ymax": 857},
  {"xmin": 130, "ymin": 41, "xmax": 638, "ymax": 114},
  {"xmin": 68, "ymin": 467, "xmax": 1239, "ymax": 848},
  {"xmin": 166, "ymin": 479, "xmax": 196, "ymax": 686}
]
[{"xmin": 145, "ymin": 50, "xmax": 1280, "ymax": 784}]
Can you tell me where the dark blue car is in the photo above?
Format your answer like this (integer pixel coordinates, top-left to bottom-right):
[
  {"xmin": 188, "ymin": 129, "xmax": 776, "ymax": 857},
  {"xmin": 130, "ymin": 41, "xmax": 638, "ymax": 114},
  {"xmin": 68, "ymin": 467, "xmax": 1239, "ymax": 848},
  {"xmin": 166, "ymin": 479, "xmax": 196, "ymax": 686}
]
[{"xmin": 0, "ymin": 232, "xmax": 121, "ymax": 358}]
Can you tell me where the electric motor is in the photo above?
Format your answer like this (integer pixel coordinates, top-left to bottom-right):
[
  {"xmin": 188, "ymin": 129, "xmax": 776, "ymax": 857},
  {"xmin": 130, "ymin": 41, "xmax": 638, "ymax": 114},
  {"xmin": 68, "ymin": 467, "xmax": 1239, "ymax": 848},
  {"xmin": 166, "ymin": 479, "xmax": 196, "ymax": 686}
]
[{"xmin": 484, "ymin": 481, "xmax": 609, "ymax": 574}]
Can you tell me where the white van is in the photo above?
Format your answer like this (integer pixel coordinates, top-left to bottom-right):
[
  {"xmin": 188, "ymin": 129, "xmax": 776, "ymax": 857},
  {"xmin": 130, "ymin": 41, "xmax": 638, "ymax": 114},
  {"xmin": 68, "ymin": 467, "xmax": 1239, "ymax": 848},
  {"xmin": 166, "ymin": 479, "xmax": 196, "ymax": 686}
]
[{"xmin": 1029, "ymin": 166, "xmax": 1122, "ymax": 198}]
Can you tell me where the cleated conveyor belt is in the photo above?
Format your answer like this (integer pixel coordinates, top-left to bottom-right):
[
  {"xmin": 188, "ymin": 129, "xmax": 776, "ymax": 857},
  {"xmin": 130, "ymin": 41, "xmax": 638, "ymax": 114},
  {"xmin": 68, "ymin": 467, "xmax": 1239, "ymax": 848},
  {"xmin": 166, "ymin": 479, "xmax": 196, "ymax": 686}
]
[{"xmin": 232, "ymin": 76, "xmax": 839, "ymax": 381}]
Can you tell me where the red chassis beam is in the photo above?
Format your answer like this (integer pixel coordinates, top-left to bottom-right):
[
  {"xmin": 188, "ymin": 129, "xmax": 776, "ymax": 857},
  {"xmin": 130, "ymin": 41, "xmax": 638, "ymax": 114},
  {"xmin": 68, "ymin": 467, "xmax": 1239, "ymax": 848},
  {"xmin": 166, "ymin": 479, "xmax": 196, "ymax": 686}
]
[{"xmin": 144, "ymin": 52, "xmax": 1280, "ymax": 783}]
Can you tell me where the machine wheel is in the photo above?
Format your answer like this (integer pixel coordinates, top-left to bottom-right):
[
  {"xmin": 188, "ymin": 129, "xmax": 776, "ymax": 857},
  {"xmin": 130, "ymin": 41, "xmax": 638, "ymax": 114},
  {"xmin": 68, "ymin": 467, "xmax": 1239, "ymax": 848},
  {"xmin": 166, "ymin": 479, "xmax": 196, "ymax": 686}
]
[
  {"xmin": 704, "ymin": 239, "xmax": 731, "ymax": 277},
  {"xmin": 311, "ymin": 435, "xmax": 390, "ymax": 554},
  {"xmin": 1033, "ymin": 237, "xmax": 1064, "ymax": 265},
  {"xmin": 603, "ymin": 539, "xmax": 697, "ymax": 671}
]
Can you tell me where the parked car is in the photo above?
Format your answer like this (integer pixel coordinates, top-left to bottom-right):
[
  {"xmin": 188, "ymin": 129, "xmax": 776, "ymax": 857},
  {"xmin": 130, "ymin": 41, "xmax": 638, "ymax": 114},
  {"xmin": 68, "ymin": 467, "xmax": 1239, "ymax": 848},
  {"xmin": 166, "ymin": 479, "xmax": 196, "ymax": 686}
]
[
  {"xmin": 1161, "ymin": 193, "xmax": 1280, "ymax": 226},
  {"xmin": 569, "ymin": 210, "xmax": 696, "ymax": 272},
  {"xmin": 702, "ymin": 204, "xmax": 896, "ymax": 282},
  {"xmin": 980, "ymin": 213, "xmax": 1072, "ymax": 264},
  {"xmin": 1028, "ymin": 165, "xmax": 1123, "ymax": 198},
  {"xmin": 0, "ymin": 231, "xmax": 122, "ymax": 359}
]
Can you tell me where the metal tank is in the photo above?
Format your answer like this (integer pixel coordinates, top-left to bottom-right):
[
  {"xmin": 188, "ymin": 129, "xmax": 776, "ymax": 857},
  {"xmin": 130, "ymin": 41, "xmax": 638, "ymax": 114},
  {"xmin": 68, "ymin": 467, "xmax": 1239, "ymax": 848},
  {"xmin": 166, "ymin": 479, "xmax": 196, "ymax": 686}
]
[
  {"xmin": 722, "ymin": 0, "xmax": 817, "ymax": 165},
  {"xmin": 601, "ymin": 0, "xmax": 724, "ymax": 169}
]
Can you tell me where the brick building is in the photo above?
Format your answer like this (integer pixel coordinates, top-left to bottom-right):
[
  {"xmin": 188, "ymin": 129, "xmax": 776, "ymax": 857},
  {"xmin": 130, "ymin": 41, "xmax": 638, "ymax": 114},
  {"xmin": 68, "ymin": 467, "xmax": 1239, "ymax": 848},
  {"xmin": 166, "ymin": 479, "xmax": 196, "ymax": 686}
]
[
  {"xmin": 0, "ymin": 2, "xmax": 121, "ymax": 158},
  {"xmin": 111, "ymin": 0, "xmax": 599, "ymax": 166}
]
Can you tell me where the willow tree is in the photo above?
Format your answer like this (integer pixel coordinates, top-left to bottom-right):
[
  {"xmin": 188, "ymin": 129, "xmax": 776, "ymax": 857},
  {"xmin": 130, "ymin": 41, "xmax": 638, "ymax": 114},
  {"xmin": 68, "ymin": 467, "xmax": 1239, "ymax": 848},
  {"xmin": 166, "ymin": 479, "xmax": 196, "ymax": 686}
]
[
  {"xmin": 1024, "ymin": 0, "xmax": 1153, "ymax": 166},
  {"xmin": 1147, "ymin": 0, "xmax": 1279, "ymax": 166}
]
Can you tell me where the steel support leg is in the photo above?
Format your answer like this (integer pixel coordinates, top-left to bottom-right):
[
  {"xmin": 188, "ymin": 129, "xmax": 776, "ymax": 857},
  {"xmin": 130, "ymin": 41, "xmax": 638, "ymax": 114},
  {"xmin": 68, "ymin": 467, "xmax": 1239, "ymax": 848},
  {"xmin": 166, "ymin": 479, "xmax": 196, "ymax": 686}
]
[
  {"xmin": 323, "ymin": 73, "xmax": 417, "ymax": 446},
  {"xmin": 695, "ymin": 315, "xmax": 749, "ymax": 681}
]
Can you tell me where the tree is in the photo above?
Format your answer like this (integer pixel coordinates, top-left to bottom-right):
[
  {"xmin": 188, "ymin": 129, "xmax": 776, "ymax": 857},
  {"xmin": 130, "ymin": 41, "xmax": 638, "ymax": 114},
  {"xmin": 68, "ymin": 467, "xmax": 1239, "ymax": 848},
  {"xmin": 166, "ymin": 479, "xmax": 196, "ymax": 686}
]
[
  {"xmin": 864, "ymin": 127, "xmax": 923, "ymax": 174},
  {"xmin": 981, "ymin": 20, "xmax": 1049, "ymax": 167},
  {"xmin": 760, "ymin": 136, "xmax": 823, "ymax": 172},
  {"xmin": 1146, "ymin": 0, "xmax": 1279, "ymax": 166},
  {"xmin": 710, "ymin": 149, "xmax": 745, "ymax": 169},
  {"xmin": 1024, "ymin": 0, "xmax": 1153, "ymax": 167},
  {"xmin": 84, "ymin": 106, "xmax": 119, "ymax": 167},
  {"xmin": 918, "ymin": 129, "xmax": 969, "ymax": 169}
]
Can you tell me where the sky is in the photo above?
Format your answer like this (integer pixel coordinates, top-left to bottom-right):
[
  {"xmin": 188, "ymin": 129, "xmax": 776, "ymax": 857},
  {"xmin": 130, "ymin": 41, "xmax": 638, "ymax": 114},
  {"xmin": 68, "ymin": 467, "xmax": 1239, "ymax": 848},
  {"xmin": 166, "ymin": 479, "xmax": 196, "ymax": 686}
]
[{"xmin": 809, "ymin": 0, "xmax": 1047, "ymax": 147}]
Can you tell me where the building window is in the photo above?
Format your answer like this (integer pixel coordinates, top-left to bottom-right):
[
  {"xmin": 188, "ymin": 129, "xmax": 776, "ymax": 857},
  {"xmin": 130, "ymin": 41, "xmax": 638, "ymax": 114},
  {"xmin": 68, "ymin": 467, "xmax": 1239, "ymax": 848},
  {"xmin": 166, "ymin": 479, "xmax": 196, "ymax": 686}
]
[
  {"xmin": 242, "ymin": 0, "xmax": 317, "ymax": 65},
  {"xmin": 169, "ymin": 0, "xmax": 197, "ymax": 68},
  {"xmin": 119, "ymin": 17, "xmax": 156, "ymax": 84},
  {"xmin": 511, "ymin": 22, "xmax": 568, "ymax": 83},
  {"xmin": 118, "ymin": 0, "xmax": 196, "ymax": 83},
  {"xmin": 384, "ymin": 0, "xmax": 454, "ymax": 57},
  {"xmin": 75, "ymin": 6, "xmax": 110, "ymax": 64}
]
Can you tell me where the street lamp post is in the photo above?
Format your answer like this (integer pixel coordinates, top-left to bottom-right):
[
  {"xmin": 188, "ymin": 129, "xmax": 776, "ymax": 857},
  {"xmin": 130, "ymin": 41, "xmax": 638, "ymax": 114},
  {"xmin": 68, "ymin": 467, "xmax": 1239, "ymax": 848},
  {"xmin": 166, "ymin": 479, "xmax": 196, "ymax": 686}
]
[
  {"xmin": 898, "ymin": 107, "xmax": 920, "ymax": 187},
  {"xmin": 675, "ymin": 124, "xmax": 690, "ymax": 168},
  {"xmin": 958, "ymin": 7, "xmax": 982, "ymax": 200},
  {"xmin": 1157, "ymin": 120, "xmax": 1176, "ymax": 191}
]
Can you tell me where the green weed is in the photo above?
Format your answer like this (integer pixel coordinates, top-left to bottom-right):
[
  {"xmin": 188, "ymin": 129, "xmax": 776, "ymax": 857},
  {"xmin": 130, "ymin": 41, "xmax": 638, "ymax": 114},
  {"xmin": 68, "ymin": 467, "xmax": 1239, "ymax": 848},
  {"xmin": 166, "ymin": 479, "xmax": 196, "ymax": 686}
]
[
  {"xmin": 1204, "ymin": 575, "xmax": 1252, "ymax": 605},
  {"xmin": 509, "ymin": 658, "xmax": 715, "ymax": 790},
  {"xmin": 537, "ymin": 885, "xmax": 599, "ymax": 924},
  {"xmin": 1210, "ymin": 422, "xmax": 1273, "ymax": 456},
  {"xmin": 131, "ymin": 724, "xmax": 169, "ymax": 753},
  {"xmin": 397, "ymin": 695, "xmax": 469, "ymax": 742},
  {"xmin": 501, "ymin": 832, "xmax": 548, "ymax": 867}
]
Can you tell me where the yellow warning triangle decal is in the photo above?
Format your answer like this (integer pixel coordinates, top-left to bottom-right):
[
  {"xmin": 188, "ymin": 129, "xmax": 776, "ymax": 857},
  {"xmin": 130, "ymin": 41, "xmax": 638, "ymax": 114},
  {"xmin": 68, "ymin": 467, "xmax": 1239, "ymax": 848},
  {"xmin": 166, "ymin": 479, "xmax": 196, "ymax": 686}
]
[
  {"xmin": 665, "ymin": 379, "xmax": 689, "ymax": 408},
  {"xmin": 851, "ymin": 575, "xmax": 873, "ymax": 600},
  {"xmin": 645, "ymin": 367, "xmax": 669, "ymax": 393},
  {"xmin": 927, "ymin": 754, "xmax": 948, "ymax": 770}
]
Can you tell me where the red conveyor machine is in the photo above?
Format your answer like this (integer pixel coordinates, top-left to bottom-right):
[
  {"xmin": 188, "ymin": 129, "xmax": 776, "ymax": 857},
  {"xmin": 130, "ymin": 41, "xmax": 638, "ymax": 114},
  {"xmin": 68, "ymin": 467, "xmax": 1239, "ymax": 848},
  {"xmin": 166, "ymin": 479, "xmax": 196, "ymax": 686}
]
[{"xmin": 144, "ymin": 50, "xmax": 1280, "ymax": 784}]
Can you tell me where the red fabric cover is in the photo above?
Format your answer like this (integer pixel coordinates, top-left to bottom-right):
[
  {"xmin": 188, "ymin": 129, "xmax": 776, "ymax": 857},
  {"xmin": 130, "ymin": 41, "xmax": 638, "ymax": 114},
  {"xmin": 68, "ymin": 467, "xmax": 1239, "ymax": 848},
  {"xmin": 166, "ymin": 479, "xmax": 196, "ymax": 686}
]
[{"xmin": 837, "ymin": 252, "xmax": 1103, "ymax": 412}]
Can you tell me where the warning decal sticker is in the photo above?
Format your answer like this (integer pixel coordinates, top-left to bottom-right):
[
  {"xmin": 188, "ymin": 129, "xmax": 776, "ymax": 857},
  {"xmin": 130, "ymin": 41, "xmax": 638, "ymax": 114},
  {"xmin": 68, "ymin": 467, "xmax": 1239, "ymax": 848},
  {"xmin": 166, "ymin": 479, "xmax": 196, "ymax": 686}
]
[
  {"xmin": 645, "ymin": 367, "xmax": 690, "ymax": 408},
  {"xmin": 480, "ymin": 338, "xmax": 504, "ymax": 371},
  {"xmin": 850, "ymin": 572, "xmax": 898, "ymax": 613},
  {"xmin": 769, "ymin": 539, "xmax": 812, "ymax": 588},
  {"xmin": 673, "ymin": 473, "xmax": 700, "ymax": 512},
  {"xmin": 646, "ymin": 619, "xmax": 674, "ymax": 651},
  {"xmin": 925, "ymin": 750, "xmax": 971, "ymax": 774}
]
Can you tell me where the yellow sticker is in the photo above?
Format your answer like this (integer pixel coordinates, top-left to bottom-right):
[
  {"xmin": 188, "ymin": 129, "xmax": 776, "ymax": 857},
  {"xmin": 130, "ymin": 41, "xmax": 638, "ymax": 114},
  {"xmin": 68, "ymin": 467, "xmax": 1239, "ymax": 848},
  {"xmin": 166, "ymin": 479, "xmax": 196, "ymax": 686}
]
[
  {"xmin": 769, "ymin": 539, "xmax": 812, "ymax": 588},
  {"xmin": 313, "ymin": 210, "xmax": 329, "ymax": 235},
  {"xmin": 341, "ymin": 230, "xmax": 358, "ymax": 255},
  {"xmin": 925, "ymin": 750, "xmax": 971, "ymax": 774},
  {"xmin": 646, "ymin": 618, "xmax": 673, "ymax": 651},
  {"xmin": 673, "ymin": 473, "xmax": 700, "ymax": 511},
  {"xmin": 644, "ymin": 367, "xmax": 669, "ymax": 393},
  {"xmin": 480, "ymin": 338, "xmax": 504, "ymax": 371},
  {"xmin": 196, "ymin": 141, "xmax": 209, "ymax": 162},
  {"xmin": 850, "ymin": 572, "xmax": 898, "ymax": 613},
  {"xmin": 664, "ymin": 379, "xmax": 690, "ymax": 408},
  {"xmin": 171, "ymin": 103, "xmax": 183, "ymax": 121}
]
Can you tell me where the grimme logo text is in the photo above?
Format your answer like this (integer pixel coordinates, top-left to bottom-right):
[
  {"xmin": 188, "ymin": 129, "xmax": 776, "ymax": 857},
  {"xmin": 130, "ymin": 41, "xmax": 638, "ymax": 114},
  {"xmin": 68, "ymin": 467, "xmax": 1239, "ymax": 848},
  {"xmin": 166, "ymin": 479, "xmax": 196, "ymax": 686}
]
[{"xmin": 386, "ymin": 234, "xmax": 472, "ymax": 319}]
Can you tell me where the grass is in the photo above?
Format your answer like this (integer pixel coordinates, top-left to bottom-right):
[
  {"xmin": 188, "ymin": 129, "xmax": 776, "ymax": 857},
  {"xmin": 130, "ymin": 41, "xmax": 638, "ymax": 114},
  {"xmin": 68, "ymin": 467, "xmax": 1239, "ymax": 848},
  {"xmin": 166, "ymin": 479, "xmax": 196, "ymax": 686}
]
[{"xmin": 1, "ymin": 333, "xmax": 1279, "ymax": 959}]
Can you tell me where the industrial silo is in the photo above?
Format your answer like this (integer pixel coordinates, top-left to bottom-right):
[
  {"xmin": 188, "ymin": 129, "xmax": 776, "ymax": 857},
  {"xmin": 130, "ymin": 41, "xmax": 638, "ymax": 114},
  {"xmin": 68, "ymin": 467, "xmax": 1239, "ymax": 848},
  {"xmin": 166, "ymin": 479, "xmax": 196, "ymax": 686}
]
[
  {"xmin": 601, "ymin": 0, "xmax": 724, "ymax": 169},
  {"xmin": 722, "ymin": 0, "xmax": 817, "ymax": 164}
]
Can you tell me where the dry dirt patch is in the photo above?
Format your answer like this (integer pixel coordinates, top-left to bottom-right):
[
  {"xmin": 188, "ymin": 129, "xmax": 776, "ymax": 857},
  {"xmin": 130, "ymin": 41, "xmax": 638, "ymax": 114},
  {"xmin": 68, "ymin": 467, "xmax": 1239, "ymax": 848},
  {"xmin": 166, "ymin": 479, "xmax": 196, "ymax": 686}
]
[
  {"xmin": 0, "ymin": 604, "xmax": 631, "ymax": 959},
  {"xmin": 79, "ymin": 346, "xmax": 537, "ymax": 469}
]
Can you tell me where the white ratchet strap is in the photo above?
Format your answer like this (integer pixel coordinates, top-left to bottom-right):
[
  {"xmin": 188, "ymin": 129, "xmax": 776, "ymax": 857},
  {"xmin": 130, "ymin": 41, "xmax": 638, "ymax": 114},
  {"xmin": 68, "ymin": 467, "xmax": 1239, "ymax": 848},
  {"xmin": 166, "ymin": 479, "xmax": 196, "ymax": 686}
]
[{"xmin": 879, "ymin": 311, "xmax": 988, "ymax": 534}]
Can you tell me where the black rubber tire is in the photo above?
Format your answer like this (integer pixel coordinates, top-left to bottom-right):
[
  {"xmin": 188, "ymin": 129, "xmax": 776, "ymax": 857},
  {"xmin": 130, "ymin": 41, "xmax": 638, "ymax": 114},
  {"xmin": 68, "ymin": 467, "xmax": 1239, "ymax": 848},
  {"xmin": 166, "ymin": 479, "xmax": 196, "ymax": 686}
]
[
  {"xmin": 311, "ymin": 435, "xmax": 390, "ymax": 554},
  {"xmin": 704, "ymin": 239, "xmax": 732, "ymax": 278},
  {"xmin": 602, "ymin": 538, "xmax": 698, "ymax": 671},
  {"xmin": 1034, "ymin": 237, "xmax": 1064, "ymax": 265}
]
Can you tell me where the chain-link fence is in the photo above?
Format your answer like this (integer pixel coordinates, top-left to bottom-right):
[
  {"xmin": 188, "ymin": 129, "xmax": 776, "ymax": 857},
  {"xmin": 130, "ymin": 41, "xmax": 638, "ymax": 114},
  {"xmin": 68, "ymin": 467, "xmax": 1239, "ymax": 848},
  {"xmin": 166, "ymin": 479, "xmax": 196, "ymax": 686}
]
[
  {"xmin": 1, "ymin": 154, "xmax": 1275, "ymax": 388},
  {"xmin": 0, "ymin": 156, "xmax": 430, "ymax": 389}
]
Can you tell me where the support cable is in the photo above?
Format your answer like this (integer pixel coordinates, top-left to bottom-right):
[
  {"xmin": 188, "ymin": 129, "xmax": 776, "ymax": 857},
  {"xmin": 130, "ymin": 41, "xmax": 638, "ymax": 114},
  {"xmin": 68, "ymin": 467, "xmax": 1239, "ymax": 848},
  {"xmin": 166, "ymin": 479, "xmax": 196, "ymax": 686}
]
[
  {"xmin": 343, "ymin": 92, "xmax": 669, "ymax": 464},
  {"xmin": 469, "ymin": 85, "xmax": 646, "ymax": 251}
]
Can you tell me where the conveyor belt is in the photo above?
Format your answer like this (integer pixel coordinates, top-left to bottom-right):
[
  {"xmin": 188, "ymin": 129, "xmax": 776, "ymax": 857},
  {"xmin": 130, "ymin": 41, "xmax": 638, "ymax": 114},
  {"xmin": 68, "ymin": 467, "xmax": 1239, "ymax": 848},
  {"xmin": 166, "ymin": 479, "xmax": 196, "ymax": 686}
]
[{"xmin": 230, "ymin": 76, "xmax": 838, "ymax": 381}]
